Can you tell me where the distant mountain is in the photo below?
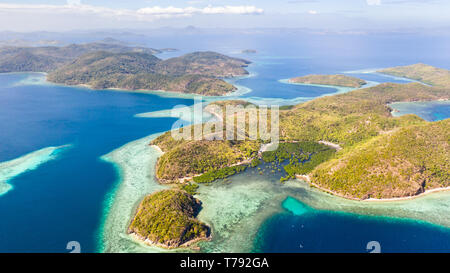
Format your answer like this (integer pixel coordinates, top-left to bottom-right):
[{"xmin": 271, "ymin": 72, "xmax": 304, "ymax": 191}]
[
  {"xmin": 0, "ymin": 50, "xmax": 66, "ymax": 73},
  {"xmin": 47, "ymin": 51, "xmax": 250, "ymax": 95},
  {"xmin": 0, "ymin": 42, "xmax": 161, "ymax": 73},
  {"xmin": 97, "ymin": 37, "xmax": 130, "ymax": 46},
  {"xmin": 0, "ymin": 39, "xmax": 62, "ymax": 47}
]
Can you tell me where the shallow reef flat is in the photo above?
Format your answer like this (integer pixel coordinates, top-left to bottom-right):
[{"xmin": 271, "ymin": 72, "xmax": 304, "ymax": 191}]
[
  {"xmin": 0, "ymin": 145, "xmax": 69, "ymax": 196},
  {"xmin": 99, "ymin": 133, "xmax": 172, "ymax": 253}
]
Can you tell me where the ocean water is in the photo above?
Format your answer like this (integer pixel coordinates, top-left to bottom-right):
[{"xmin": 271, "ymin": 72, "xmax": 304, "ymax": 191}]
[
  {"xmin": 195, "ymin": 168, "xmax": 450, "ymax": 253},
  {"xmin": 0, "ymin": 73, "xmax": 193, "ymax": 252},
  {"xmin": 0, "ymin": 32, "xmax": 449, "ymax": 253},
  {"xmin": 254, "ymin": 197, "xmax": 450, "ymax": 253}
]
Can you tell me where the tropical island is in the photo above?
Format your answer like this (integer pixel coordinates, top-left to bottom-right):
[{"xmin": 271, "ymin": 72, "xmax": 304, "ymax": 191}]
[
  {"xmin": 0, "ymin": 43, "xmax": 250, "ymax": 96},
  {"xmin": 242, "ymin": 49, "xmax": 257, "ymax": 54},
  {"xmin": 128, "ymin": 189, "xmax": 210, "ymax": 248},
  {"xmin": 289, "ymin": 74, "xmax": 367, "ymax": 88}
]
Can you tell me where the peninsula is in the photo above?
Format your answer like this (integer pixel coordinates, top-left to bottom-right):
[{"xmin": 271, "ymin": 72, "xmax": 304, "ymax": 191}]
[
  {"xmin": 152, "ymin": 64, "xmax": 449, "ymax": 200},
  {"xmin": 378, "ymin": 63, "xmax": 450, "ymax": 88}
]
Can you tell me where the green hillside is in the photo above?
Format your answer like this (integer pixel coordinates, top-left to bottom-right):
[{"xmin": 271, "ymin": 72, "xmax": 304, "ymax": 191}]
[
  {"xmin": 311, "ymin": 120, "xmax": 450, "ymax": 199},
  {"xmin": 155, "ymin": 139, "xmax": 259, "ymax": 183},
  {"xmin": 379, "ymin": 63, "xmax": 450, "ymax": 88},
  {"xmin": 46, "ymin": 51, "xmax": 249, "ymax": 95}
]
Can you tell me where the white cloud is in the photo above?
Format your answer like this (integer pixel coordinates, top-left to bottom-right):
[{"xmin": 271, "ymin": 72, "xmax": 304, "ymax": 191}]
[
  {"xmin": 308, "ymin": 10, "xmax": 318, "ymax": 15},
  {"xmin": 137, "ymin": 5, "xmax": 264, "ymax": 16},
  {"xmin": 367, "ymin": 0, "xmax": 382, "ymax": 5},
  {"xmin": 0, "ymin": 3, "xmax": 264, "ymax": 22},
  {"xmin": 201, "ymin": 6, "xmax": 264, "ymax": 15}
]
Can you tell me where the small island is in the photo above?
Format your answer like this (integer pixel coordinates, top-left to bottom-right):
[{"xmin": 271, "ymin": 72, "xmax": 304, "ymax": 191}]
[
  {"xmin": 128, "ymin": 189, "xmax": 210, "ymax": 249},
  {"xmin": 289, "ymin": 74, "xmax": 367, "ymax": 88},
  {"xmin": 242, "ymin": 49, "xmax": 257, "ymax": 54}
]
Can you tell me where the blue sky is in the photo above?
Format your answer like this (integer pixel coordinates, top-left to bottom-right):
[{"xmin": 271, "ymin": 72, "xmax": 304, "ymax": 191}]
[{"xmin": 0, "ymin": 0, "xmax": 448, "ymax": 31}]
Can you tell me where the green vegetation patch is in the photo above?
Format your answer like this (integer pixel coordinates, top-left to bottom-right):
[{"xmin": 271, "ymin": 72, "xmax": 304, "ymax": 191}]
[
  {"xmin": 260, "ymin": 142, "xmax": 336, "ymax": 182},
  {"xmin": 283, "ymin": 149, "xmax": 335, "ymax": 177},
  {"xmin": 180, "ymin": 183, "xmax": 200, "ymax": 195},
  {"xmin": 251, "ymin": 158, "xmax": 262, "ymax": 168},
  {"xmin": 193, "ymin": 164, "xmax": 248, "ymax": 183},
  {"xmin": 262, "ymin": 142, "xmax": 331, "ymax": 164}
]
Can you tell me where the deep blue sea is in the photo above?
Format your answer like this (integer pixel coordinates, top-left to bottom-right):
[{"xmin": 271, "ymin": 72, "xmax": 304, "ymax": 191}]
[
  {"xmin": 0, "ymin": 74, "xmax": 193, "ymax": 252},
  {"xmin": 254, "ymin": 197, "xmax": 450, "ymax": 253},
  {"xmin": 0, "ymin": 31, "xmax": 449, "ymax": 252}
]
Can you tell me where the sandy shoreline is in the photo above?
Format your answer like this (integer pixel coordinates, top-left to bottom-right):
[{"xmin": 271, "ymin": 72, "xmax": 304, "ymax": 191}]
[
  {"xmin": 296, "ymin": 174, "xmax": 450, "ymax": 203},
  {"xmin": 364, "ymin": 187, "xmax": 450, "ymax": 202},
  {"xmin": 129, "ymin": 232, "xmax": 211, "ymax": 250},
  {"xmin": 151, "ymin": 145, "xmax": 164, "ymax": 155}
]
